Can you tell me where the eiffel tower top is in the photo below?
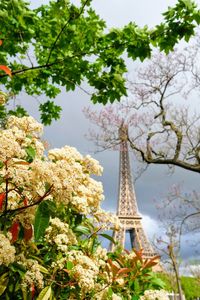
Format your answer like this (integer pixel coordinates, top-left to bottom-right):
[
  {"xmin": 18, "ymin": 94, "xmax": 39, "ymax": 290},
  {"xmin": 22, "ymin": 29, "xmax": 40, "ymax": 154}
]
[{"xmin": 117, "ymin": 123, "xmax": 140, "ymax": 219}]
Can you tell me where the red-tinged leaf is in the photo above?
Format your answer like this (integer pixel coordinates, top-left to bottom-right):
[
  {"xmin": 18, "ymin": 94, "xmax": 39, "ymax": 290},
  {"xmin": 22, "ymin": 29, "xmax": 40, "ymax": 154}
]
[
  {"xmin": 68, "ymin": 281, "xmax": 75, "ymax": 287},
  {"xmin": 23, "ymin": 198, "xmax": 28, "ymax": 206},
  {"xmin": 143, "ymin": 258, "xmax": 148, "ymax": 264},
  {"xmin": 0, "ymin": 65, "xmax": 12, "ymax": 77},
  {"xmin": 143, "ymin": 261, "xmax": 158, "ymax": 269},
  {"xmin": 63, "ymin": 269, "xmax": 70, "ymax": 273},
  {"xmin": 124, "ymin": 249, "xmax": 130, "ymax": 255},
  {"xmin": 24, "ymin": 226, "xmax": 33, "ymax": 242},
  {"xmin": 116, "ymin": 267, "xmax": 131, "ymax": 277},
  {"xmin": 107, "ymin": 259, "xmax": 120, "ymax": 275},
  {"xmin": 31, "ymin": 283, "xmax": 35, "ymax": 299},
  {"xmin": 115, "ymin": 258, "xmax": 124, "ymax": 267},
  {"xmin": 0, "ymin": 193, "xmax": 5, "ymax": 210},
  {"xmin": 14, "ymin": 160, "xmax": 30, "ymax": 166},
  {"xmin": 133, "ymin": 249, "xmax": 143, "ymax": 263},
  {"xmin": 0, "ymin": 40, "xmax": 3, "ymax": 46},
  {"xmin": 9, "ymin": 222, "xmax": 20, "ymax": 243},
  {"xmin": 153, "ymin": 255, "xmax": 161, "ymax": 261},
  {"xmin": 143, "ymin": 256, "xmax": 160, "ymax": 269}
]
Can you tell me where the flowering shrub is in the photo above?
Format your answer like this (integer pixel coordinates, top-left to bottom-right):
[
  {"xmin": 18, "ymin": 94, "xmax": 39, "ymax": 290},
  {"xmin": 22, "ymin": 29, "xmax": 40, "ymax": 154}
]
[{"xmin": 0, "ymin": 115, "xmax": 164, "ymax": 299}]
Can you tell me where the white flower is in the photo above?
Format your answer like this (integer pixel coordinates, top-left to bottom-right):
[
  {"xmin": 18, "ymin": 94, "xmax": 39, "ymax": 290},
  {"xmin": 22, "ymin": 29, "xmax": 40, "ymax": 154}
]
[
  {"xmin": 0, "ymin": 233, "xmax": 15, "ymax": 266},
  {"xmin": 7, "ymin": 116, "xmax": 43, "ymax": 136},
  {"xmin": 140, "ymin": 289, "xmax": 169, "ymax": 300},
  {"xmin": 45, "ymin": 217, "xmax": 77, "ymax": 250},
  {"xmin": 0, "ymin": 91, "xmax": 7, "ymax": 105},
  {"xmin": 21, "ymin": 259, "xmax": 44, "ymax": 289},
  {"xmin": 83, "ymin": 155, "xmax": 103, "ymax": 175}
]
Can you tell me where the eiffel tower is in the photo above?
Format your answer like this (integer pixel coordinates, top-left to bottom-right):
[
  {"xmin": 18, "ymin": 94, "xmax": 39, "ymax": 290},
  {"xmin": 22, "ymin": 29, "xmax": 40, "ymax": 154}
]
[{"xmin": 111, "ymin": 124, "xmax": 157, "ymax": 258}]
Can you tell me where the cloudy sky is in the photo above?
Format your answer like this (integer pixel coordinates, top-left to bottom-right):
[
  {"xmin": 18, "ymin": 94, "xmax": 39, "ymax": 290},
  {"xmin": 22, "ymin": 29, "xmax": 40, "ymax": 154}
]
[{"xmin": 19, "ymin": 0, "xmax": 200, "ymax": 261}]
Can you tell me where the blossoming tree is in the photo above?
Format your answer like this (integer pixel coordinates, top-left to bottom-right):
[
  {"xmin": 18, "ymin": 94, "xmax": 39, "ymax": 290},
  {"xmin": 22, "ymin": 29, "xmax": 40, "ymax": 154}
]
[{"xmin": 84, "ymin": 42, "xmax": 200, "ymax": 174}]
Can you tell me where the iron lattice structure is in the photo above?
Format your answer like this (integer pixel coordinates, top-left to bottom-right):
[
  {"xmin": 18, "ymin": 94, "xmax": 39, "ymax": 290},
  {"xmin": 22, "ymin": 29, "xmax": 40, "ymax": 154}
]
[{"xmin": 111, "ymin": 125, "xmax": 157, "ymax": 258}]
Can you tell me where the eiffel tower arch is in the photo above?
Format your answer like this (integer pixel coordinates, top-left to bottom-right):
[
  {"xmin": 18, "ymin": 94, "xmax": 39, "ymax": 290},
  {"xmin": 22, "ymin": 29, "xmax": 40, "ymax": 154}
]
[{"xmin": 110, "ymin": 124, "xmax": 157, "ymax": 259}]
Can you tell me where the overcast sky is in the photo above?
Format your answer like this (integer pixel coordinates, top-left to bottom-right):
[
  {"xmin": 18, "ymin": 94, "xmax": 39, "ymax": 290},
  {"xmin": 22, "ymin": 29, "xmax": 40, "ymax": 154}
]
[{"xmin": 20, "ymin": 0, "xmax": 200, "ymax": 261}]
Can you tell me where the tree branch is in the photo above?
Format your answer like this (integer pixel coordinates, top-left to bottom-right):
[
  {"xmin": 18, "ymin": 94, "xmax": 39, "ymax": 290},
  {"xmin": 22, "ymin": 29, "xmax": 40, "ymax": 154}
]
[
  {"xmin": 46, "ymin": 0, "xmax": 91, "ymax": 65},
  {"xmin": 0, "ymin": 185, "xmax": 53, "ymax": 217}
]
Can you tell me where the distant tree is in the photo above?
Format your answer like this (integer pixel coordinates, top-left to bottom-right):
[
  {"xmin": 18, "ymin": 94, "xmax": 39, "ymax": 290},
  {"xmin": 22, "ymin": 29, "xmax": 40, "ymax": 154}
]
[
  {"xmin": 190, "ymin": 263, "xmax": 200, "ymax": 284},
  {"xmin": 84, "ymin": 39, "xmax": 200, "ymax": 173},
  {"xmin": 1, "ymin": 0, "xmax": 200, "ymax": 123},
  {"xmin": 154, "ymin": 185, "xmax": 200, "ymax": 300},
  {"xmin": 166, "ymin": 185, "xmax": 200, "ymax": 234},
  {"xmin": 155, "ymin": 225, "xmax": 185, "ymax": 299}
]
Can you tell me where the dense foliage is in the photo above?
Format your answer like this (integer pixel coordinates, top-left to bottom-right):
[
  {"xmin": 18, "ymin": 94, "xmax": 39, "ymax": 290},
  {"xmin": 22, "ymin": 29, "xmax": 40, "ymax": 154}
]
[{"xmin": 0, "ymin": 0, "xmax": 200, "ymax": 123}]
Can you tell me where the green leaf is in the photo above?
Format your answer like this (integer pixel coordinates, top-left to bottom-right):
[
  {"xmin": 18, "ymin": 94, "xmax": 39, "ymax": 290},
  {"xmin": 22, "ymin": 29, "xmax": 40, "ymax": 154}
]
[
  {"xmin": 66, "ymin": 261, "xmax": 74, "ymax": 270},
  {"xmin": 0, "ymin": 272, "xmax": 9, "ymax": 296},
  {"xmin": 22, "ymin": 285, "xmax": 28, "ymax": 300},
  {"xmin": 10, "ymin": 262, "xmax": 26, "ymax": 277},
  {"xmin": 43, "ymin": 199, "xmax": 56, "ymax": 213},
  {"xmin": 37, "ymin": 286, "xmax": 52, "ymax": 300},
  {"xmin": 25, "ymin": 146, "xmax": 36, "ymax": 162},
  {"xmin": 107, "ymin": 287, "xmax": 113, "ymax": 298},
  {"xmin": 150, "ymin": 276, "xmax": 166, "ymax": 289},
  {"xmin": 45, "ymin": 182, "xmax": 51, "ymax": 192},
  {"xmin": 131, "ymin": 296, "xmax": 140, "ymax": 300},
  {"xmin": 8, "ymin": 106, "xmax": 28, "ymax": 118},
  {"xmin": 74, "ymin": 225, "xmax": 91, "ymax": 235},
  {"xmin": 38, "ymin": 265, "xmax": 49, "ymax": 274},
  {"xmin": 0, "ymin": 161, "xmax": 4, "ymax": 169},
  {"xmin": 181, "ymin": 0, "xmax": 194, "ymax": 9},
  {"xmin": 34, "ymin": 201, "xmax": 50, "ymax": 242},
  {"xmin": 39, "ymin": 101, "xmax": 62, "ymax": 125},
  {"xmin": 99, "ymin": 233, "xmax": 116, "ymax": 244}
]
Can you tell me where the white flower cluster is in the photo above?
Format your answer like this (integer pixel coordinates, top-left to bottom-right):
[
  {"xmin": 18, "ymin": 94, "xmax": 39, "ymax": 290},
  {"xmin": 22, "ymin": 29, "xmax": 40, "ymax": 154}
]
[
  {"xmin": 47, "ymin": 146, "xmax": 104, "ymax": 214},
  {"xmin": 0, "ymin": 233, "xmax": 15, "ymax": 266},
  {"xmin": 0, "ymin": 116, "xmax": 108, "ymax": 222},
  {"xmin": 21, "ymin": 259, "xmax": 44, "ymax": 290},
  {"xmin": 7, "ymin": 115, "xmax": 43, "ymax": 136},
  {"xmin": 0, "ymin": 128, "xmax": 26, "ymax": 160},
  {"xmin": 94, "ymin": 209, "xmax": 121, "ymax": 230},
  {"xmin": 66, "ymin": 250, "xmax": 100, "ymax": 292},
  {"xmin": 140, "ymin": 289, "xmax": 169, "ymax": 300},
  {"xmin": 0, "ymin": 116, "xmax": 128, "ymax": 298},
  {"xmin": 94, "ymin": 288, "xmax": 123, "ymax": 300},
  {"xmin": 53, "ymin": 246, "xmax": 109, "ymax": 296},
  {"xmin": 45, "ymin": 217, "xmax": 77, "ymax": 252},
  {"xmin": 93, "ymin": 246, "xmax": 108, "ymax": 267},
  {"xmin": 0, "ymin": 116, "xmax": 44, "ymax": 161},
  {"xmin": 82, "ymin": 155, "xmax": 103, "ymax": 176}
]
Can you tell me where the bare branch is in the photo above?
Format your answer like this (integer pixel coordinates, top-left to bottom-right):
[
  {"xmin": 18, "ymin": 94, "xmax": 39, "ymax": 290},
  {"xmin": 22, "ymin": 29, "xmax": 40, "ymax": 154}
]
[{"xmin": 84, "ymin": 42, "xmax": 200, "ymax": 174}]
